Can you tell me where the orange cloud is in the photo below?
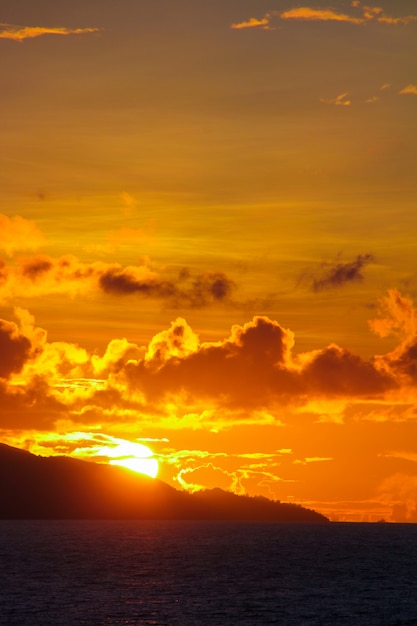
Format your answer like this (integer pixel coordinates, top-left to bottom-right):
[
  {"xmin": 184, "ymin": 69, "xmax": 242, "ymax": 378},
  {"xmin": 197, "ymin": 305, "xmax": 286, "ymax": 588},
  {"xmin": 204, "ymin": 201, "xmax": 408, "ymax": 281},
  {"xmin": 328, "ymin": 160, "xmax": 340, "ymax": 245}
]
[
  {"xmin": 370, "ymin": 290, "xmax": 417, "ymax": 341},
  {"xmin": 365, "ymin": 96, "xmax": 379, "ymax": 104},
  {"xmin": 320, "ymin": 93, "xmax": 351, "ymax": 106},
  {"xmin": 232, "ymin": 5, "xmax": 417, "ymax": 31},
  {"xmin": 376, "ymin": 15, "xmax": 417, "ymax": 26},
  {"xmin": 169, "ymin": 448, "xmax": 289, "ymax": 495},
  {"xmin": 281, "ymin": 5, "xmax": 416, "ymax": 25},
  {"xmin": 145, "ymin": 318, "xmax": 200, "ymax": 363},
  {"xmin": 231, "ymin": 16, "xmax": 270, "ymax": 30},
  {"xmin": 369, "ymin": 290, "xmax": 417, "ymax": 390},
  {"xmin": 399, "ymin": 84, "xmax": 417, "ymax": 95},
  {"xmin": 0, "ymin": 215, "xmax": 45, "ymax": 256},
  {"xmin": 280, "ymin": 7, "xmax": 364, "ymax": 24},
  {"xmin": 378, "ymin": 474, "xmax": 417, "ymax": 522},
  {"xmin": 0, "ymin": 23, "xmax": 100, "ymax": 42},
  {"xmin": 1, "ymin": 290, "xmax": 417, "ymax": 438}
]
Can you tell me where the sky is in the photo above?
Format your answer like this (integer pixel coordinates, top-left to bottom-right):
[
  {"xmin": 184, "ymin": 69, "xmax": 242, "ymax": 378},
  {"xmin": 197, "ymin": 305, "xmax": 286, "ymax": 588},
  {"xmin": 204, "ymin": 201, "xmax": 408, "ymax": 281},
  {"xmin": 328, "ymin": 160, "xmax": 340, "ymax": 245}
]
[{"xmin": 1, "ymin": 0, "xmax": 417, "ymax": 521}]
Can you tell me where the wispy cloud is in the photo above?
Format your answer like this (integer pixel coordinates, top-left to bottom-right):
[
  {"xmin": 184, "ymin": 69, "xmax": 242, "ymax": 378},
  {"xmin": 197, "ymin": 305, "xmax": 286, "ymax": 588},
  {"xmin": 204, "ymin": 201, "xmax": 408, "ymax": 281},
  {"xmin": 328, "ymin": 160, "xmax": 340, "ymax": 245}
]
[
  {"xmin": 321, "ymin": 83, "xmax": 416, "ymax": 106},
  {"xmin": 312, "ymin": 254, "xmax": 374, "ymax": 291},
  {"xmin": 320, "ymin": 92, "xmax": 351, "ymax": 106},
  {"xmin": 400, "ymin": 84, "xmax": 417, "ymax": 96},
  {"xmin": 231, "ymin": 16, "xmax": 270, "ymax": 31},
  {"xmin": 280, "ymin": 7, "xmax": 364, "ymax": 24},
  {"xmin": 231, "ymin": 4, "xmax": 417, "ymax": 31},
  {"xmin": 280, "ymin": 4, "xmax": 416, "ymax": 25},
  {"xmin": 0, "ymin": 23, "xmax": 100, "ymax": 42}
]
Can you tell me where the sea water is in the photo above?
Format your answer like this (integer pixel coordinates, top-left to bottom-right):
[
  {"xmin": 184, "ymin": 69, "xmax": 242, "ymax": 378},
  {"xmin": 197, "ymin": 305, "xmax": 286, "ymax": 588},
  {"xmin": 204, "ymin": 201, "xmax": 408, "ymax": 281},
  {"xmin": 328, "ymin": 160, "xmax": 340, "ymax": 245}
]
[{"xmin": 1, "ymin": 520, "xmax": 417, "ymax": 625}]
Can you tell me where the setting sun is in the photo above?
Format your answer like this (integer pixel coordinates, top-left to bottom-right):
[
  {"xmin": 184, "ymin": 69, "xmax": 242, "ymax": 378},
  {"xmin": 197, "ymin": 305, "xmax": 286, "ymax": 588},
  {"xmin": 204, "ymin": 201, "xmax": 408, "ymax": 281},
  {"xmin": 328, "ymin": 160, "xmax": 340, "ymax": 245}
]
[{"xmin": 101, "ymin": 441, "xmax": 159, "ymax": 479}]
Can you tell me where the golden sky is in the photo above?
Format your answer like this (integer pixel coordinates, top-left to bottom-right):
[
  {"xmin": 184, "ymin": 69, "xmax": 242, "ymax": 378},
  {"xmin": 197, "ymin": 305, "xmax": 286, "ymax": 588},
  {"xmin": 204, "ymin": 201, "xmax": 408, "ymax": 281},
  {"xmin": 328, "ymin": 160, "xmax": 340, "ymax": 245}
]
[{"xmin": 1, "ymin": 0, "xmax": 417, "ymax": 521}]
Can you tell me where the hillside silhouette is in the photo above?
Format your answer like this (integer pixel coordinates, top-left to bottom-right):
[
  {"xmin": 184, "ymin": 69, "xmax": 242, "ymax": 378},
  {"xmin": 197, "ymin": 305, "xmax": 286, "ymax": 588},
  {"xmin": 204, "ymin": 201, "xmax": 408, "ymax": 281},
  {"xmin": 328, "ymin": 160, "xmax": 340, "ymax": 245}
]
[{"xmin": 0, "ymin": 443, "xmax": 328, "ymax": 522}]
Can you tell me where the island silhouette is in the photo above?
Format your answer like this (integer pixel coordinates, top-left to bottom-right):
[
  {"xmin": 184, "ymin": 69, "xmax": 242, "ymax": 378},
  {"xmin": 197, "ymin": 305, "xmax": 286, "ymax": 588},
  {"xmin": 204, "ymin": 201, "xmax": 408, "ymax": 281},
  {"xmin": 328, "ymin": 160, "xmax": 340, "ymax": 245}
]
[{"xmin": 0, "ymin": 443, "xmax": 328, "ymax": 522}]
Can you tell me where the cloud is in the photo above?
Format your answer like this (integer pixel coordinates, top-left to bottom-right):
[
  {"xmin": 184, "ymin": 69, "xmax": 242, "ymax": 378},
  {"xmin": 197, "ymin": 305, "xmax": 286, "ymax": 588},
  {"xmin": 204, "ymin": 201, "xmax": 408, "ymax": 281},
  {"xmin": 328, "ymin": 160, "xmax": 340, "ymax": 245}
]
[
  {"xmin": 280, "ymin": 7, "xmax": 364, "ymax": 24},
  {"xmin": 0, "ymin": 252, "xmax": 236, "ymax": 308},
  {"xmin": 231, "ymin": 17, "xmax": 270, "ymax": 30},
  {"xmin": 167, "ymin": 447, "xmax": 291, "ymax": 495},
  {"xmin": 0, "ymin": 215, "xmax": 45, "ymax": 256},
  {"xmin": 320, "ymin": 93, "xmax": 351, "ymax": 106},
  {"xmin": 281, "ymin": 5, "xmax": 416, "ymax": 25},
  {"xmin": 0, "ymin": 23, "xmax": 100, "ymax": 42},
  {"xmin": 301, "ymin": 343, "xmax": 390, "ymax": 396},
  {"xmin": 2, "ymin": 290, "xmax": 417, "ymax": 441},
  {"xmin": 294, "ymin": 456, "xmax": 333, "ymax": 465},
  {"xmin": 321, "ymin": 83, "xmax": 416, "ymax": 106},
  {"xmin": 145, "ymin": 318, "xmax": 200, "ymax": 363},
  {"xmin": 99, "ymin": 267, "xmax": 235, "ymax": 307},
  {"xmin": 121, "ymin": 314, "xmax": 394, "ymax": 410},
  {"xmin": 231, "ymin": 5, "xmax": 417, "ymax": 31},
  {"xmin": 0, "ymin": 376, "xmax": 67, "ymax": 430},
  {"xmin": 399, "ymin": 84, "xmax": 417, "ymax": 96},
  {"xmin": 21, "ymin": 256, "xmax": 54, "ymax": 281},
  {"xmin": 365, "ymin": 96, "xmax": 379, "ymax": 104},
  {"xmin": 369, "ymin": 290, "xmax": 417, "ymax": 342},
  {"xmin": 0, "ymin": 319, "xmax": 32, "ymax": 379},
  {"xmin": 312, "ymin": 253, "xmax": 374, "ymax": 291},
  {"xmin": 98, "ymin": 266, "xmax": 177, "ymax": 298},
  {"xmin": 375, "ymin": 15, "xmax": 417, "ymax": 26},
  {"xmin": 378, "ymin": 474, "xmax": 417, "ymax": 522},
  {"xmin": 370, "ymin": 290, "xmax": 417, "ymax": 386}
]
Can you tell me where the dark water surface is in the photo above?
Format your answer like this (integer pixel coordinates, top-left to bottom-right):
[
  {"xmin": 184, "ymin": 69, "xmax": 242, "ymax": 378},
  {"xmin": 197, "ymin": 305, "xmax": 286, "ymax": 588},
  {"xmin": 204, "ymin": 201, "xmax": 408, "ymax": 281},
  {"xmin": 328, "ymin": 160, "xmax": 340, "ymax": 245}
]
[{"xmin": 1, "ymin": 521, "xmax": 417, "ymax": 625}]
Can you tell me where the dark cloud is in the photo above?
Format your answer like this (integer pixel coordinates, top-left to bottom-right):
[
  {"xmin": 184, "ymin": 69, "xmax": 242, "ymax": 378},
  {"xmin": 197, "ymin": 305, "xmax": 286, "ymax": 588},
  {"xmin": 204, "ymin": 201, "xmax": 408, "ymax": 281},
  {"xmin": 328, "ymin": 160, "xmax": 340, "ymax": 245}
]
[
  {"xmin": 122, "ymin": 316, "xmax": 297, "ymax": 408},
  {"xmin": 99, "ymin": 268, "xmax": 178, "ymax": 298},
  {"xmin": 21, "ymin": 256, "xmax": 53, "ymax": 280},
  {"xmin": 383, "ymin": 341, "xmax": 417, "ymax": 383},
  {"xmin": 302, "ymin": 344, "xmax": 392, "ymax": 396},
  {"xmin": 6, "ymin": 254, "xmax": 236, "ymax": 309},
  {"xmin": 99, "ymin": 268, "xmax": 235, "ymax": 307},
  {"xmin": 0, "ymin": 259, "xmax": 8, "ymax": 285},
  {"xmin": 313, "ymin": 254, "xmax": 374, "ymax": 291},
  {"xmin": 186, "ymin": 272, "xmax": 235, "ymax": 307},
  {"xmin": 0, "ymin": 376, "xmax": 66, "ymax": 429},
  {"xmin": 0, "ymin": 319, "xmax": 32, "ymax": 379},
  {"xmin": 122, "ymin": 316, "xmax": 394, "ymax": 409}
]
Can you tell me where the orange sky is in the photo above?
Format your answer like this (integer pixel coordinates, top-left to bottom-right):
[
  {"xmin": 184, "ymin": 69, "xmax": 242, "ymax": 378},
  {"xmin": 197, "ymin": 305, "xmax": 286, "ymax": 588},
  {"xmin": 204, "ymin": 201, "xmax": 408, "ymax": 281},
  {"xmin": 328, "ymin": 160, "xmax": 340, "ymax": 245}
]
[{"xmin": 1, "ymin": 0, "xmax": 417, "ymax": 521}]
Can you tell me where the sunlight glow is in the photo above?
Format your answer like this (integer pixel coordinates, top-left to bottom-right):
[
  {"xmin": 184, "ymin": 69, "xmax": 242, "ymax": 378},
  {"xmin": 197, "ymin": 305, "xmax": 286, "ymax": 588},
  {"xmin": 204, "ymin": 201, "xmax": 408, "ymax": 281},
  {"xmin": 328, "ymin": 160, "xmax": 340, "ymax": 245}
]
[{"xmin": 101, "ymin": 441, "xmax": 159, "ymax": 478}]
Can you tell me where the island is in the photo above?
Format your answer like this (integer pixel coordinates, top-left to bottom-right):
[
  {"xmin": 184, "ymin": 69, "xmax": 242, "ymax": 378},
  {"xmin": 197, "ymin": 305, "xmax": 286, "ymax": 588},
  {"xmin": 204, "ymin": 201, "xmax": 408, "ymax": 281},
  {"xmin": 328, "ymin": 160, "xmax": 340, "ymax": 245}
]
[{"xmin": 0, "ymin": 443, "xmax": 328, "ymax": 522}]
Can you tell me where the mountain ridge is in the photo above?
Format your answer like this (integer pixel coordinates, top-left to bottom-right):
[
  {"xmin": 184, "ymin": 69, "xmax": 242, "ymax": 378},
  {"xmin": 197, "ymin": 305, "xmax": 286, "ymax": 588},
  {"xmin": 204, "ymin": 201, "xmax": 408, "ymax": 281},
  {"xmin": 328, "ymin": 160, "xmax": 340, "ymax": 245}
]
[{"xmin": 0, "ymin": 443, "xmax": 328, "ymax": 522}]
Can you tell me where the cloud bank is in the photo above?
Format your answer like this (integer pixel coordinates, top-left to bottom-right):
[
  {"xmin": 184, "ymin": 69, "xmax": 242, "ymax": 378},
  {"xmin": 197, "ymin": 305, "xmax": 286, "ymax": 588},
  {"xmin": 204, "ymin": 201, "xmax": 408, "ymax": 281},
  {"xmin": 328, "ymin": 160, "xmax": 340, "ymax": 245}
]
[{"xmin": 2, "ymin": 289, "xmax": 416, "ymax": 432}]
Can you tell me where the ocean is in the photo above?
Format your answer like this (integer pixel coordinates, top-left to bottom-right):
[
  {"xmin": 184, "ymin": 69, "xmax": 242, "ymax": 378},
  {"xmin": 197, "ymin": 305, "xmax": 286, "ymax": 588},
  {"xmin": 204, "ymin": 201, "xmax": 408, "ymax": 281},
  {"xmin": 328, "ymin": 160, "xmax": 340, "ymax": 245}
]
[{"xmin": 1, "ymin": 520, "xmax": 417, "ymax": 625}]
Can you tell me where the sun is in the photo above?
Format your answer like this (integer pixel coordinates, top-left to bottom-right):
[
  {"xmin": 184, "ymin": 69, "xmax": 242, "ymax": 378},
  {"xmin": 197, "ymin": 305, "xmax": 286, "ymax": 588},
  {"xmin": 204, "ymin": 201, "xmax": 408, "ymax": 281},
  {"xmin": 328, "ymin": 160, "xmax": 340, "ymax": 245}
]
[{"xmin": 104, "ymin": 441, "xmax": 159, "ymax": 478}]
